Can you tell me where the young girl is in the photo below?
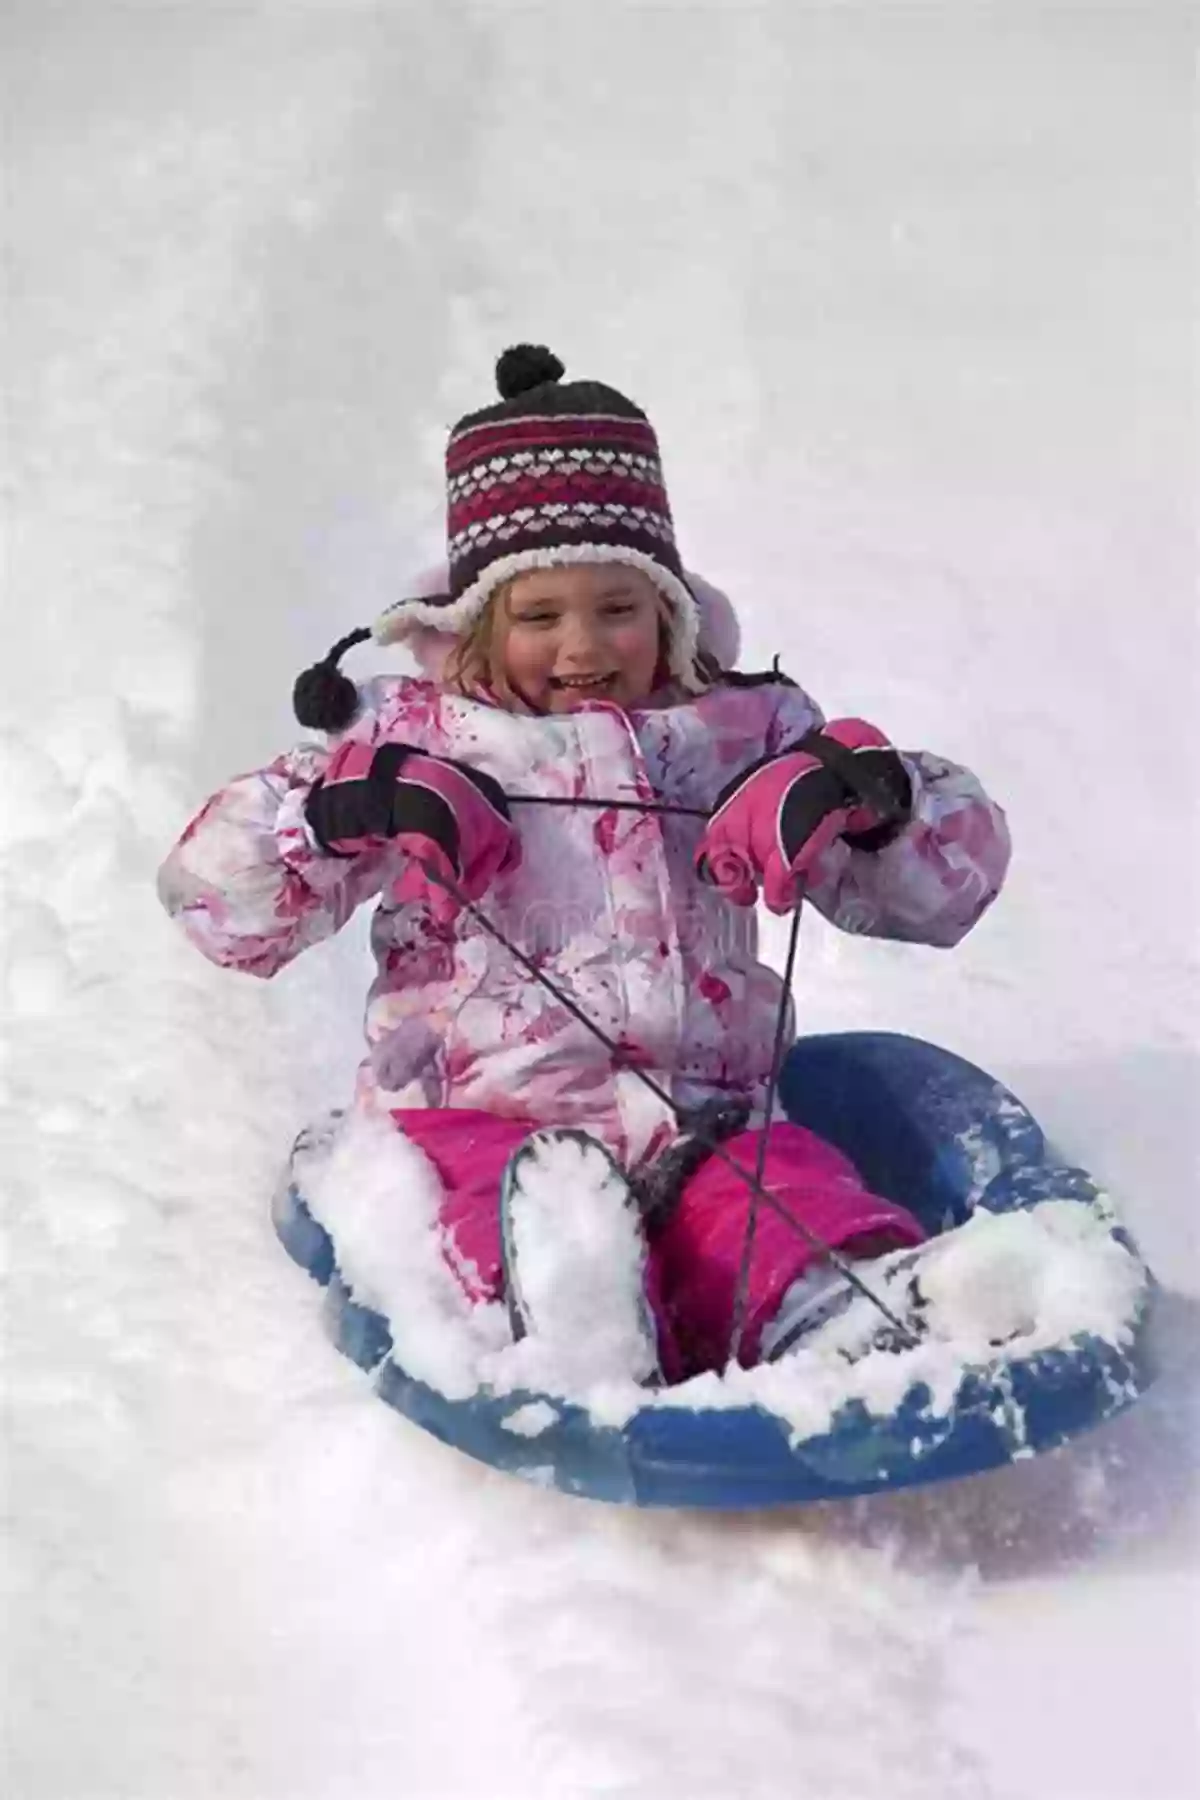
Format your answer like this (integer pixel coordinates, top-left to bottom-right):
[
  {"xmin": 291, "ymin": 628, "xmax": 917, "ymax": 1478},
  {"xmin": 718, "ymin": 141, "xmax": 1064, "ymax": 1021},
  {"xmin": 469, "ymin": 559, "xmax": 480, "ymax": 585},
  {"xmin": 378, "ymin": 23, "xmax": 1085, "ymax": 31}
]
[{"xmin": 159, "ymin": 344, "xmax": 1011, "ymax": 1385}]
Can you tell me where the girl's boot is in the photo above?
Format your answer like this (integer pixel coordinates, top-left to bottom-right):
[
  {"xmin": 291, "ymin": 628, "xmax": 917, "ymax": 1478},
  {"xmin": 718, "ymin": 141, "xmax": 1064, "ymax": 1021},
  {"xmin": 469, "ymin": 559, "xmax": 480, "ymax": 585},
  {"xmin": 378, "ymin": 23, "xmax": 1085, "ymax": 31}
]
[
  {"xmin": 500, "ymin": 1128, "xmax": 662, "ymax": 1386},
  {"xmin": 760, "ymin": 1243, "xmax": 929, "ymax": 1363}
]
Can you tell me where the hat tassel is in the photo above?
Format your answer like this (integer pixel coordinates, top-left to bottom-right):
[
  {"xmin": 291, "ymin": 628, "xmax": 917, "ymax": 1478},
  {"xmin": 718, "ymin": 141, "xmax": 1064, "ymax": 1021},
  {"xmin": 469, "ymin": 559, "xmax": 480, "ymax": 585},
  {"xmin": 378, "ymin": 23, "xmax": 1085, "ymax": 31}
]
[{"xmin": 292, "ymin": 626, "xmax": 372, "ymax": 732}]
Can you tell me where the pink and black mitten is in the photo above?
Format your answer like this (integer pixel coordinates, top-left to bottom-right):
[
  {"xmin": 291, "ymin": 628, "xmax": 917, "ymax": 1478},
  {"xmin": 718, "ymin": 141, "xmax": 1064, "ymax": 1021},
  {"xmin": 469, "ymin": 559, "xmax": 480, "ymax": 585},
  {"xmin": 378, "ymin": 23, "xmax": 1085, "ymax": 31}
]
[
  {"xmin": 696, "ymin": 718, "xmax": 912, "ymax": 913},
  {"xmin": 305, "ymin": 740, "xmax": 519, "ymax": 922}
]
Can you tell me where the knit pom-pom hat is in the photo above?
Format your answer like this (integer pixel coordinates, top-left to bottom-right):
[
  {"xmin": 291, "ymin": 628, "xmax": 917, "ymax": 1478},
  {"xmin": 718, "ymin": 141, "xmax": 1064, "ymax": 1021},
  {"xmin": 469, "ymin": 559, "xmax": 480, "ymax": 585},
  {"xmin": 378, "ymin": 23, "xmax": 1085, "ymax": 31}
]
[{"xmin": 293, "ymin": 345, "xmax": 703, "ymax": 731}]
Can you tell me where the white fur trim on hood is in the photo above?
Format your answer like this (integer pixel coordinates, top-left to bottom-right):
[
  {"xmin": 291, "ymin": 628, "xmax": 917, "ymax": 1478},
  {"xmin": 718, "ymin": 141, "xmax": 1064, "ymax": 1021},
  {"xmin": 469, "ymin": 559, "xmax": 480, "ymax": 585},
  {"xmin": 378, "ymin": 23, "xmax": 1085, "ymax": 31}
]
[{"xmin": 377, "ymin": 558, "xmax": 740, "ymax": 682}]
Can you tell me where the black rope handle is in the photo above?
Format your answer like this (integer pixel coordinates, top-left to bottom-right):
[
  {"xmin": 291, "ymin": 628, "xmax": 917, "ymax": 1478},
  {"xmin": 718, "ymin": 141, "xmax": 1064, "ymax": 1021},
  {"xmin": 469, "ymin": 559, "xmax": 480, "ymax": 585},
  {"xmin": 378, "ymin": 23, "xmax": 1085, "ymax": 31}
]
[
  {"xmin": 508, "ymin": 794, "xmax": 710, "ymax": 820},
  {"xmin": 726, "ymin": 902, "xmax": 804, "ymax": 1367}
]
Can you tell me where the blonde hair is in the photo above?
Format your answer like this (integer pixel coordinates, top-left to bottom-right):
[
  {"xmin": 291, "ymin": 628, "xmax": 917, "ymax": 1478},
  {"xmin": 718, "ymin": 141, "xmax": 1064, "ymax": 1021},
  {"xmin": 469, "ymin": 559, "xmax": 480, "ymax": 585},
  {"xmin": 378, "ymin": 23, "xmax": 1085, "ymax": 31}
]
[{"xmin": 442, "ymin": 577, "xmax": 720, "ymax": 709}]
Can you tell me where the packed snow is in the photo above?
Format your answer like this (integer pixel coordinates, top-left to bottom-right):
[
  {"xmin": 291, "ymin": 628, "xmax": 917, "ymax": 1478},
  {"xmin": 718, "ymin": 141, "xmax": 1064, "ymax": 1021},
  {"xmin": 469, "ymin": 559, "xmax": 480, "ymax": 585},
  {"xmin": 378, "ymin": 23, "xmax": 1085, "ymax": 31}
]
[
  {"xmin": 294, "ymin": 1107, "xmax": 1150, "ymax": 1445},
  {"xmin": 4, "ymin": 5, "xmax": 1196, "ymax": 1800},
  {"xmin": 287, "ymin": 1109, "xmax": 509, "ymax": 1401}
]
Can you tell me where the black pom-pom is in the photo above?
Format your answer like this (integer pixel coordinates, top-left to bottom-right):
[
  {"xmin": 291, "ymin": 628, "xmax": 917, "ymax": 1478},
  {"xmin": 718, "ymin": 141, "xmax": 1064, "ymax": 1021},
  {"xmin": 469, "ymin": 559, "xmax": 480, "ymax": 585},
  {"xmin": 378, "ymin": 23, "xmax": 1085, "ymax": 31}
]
[
  {"xmin": 293, "ymin": 662, "xmax": 360, "ymax": 732},
  {"xmin": 292, "ymin": 625, "xmax": 372, "ymax": 731},
  {"xmin": 495, "ymin": 344, "xmax": 565, "ymax": 401}
]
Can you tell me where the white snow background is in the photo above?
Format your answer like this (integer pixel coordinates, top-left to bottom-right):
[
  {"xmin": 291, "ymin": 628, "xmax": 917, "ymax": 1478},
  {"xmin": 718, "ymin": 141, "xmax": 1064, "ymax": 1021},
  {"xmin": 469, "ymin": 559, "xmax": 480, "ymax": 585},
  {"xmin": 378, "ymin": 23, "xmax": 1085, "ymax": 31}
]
[{"xmin": 3, "ymin": 4, "xmax": 1197, "ymax": 1799}]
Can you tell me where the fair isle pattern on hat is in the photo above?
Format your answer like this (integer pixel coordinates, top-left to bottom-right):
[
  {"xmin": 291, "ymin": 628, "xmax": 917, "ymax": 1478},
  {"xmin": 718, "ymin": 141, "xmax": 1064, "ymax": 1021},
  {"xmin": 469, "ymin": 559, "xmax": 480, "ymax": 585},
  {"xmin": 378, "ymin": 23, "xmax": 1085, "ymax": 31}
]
[
  {"xmin": 372, "ymin": 346, "xmax": 701, "ymax": 681},
  {"xmin": 445, "ymin": 414, "xmax": 680, "ymax": 590}
]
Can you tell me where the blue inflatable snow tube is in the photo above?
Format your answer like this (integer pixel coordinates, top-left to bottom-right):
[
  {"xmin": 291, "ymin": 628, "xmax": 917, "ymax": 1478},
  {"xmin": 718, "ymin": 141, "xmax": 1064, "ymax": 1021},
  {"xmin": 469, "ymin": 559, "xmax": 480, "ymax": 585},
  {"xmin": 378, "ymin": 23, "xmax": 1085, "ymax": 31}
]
[{"xmin": 273, "ymin": 1033, "xmax": 1157, "ymax": 1508}]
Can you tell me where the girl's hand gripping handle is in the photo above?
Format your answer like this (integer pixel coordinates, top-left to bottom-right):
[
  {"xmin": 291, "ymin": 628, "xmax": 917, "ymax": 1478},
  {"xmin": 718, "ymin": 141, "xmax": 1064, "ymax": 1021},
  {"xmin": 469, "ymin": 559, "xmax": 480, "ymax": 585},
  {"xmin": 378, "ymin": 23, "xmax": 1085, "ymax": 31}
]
[
  {"xmin": 696, "ymin": 718, "xmax": 912, "ymax": 914},
  {"xmin": 305, "ymin": 740, "xmax": 520, "ymax": 924}
]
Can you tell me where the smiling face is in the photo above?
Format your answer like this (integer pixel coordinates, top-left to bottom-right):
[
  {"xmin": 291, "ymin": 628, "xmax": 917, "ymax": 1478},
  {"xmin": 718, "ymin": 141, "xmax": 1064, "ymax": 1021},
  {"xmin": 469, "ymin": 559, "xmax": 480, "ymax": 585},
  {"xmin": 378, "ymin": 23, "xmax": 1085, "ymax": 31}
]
[{"xmin": 498, "ymin": 563, "xmax": 667, "ymax": 713}]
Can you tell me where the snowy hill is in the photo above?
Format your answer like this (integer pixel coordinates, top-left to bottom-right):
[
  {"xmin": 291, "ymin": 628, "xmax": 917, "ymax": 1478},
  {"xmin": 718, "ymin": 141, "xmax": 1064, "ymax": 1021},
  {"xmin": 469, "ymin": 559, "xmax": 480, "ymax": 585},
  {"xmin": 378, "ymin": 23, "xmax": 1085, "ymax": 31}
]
[{"xmin": 4, "ymin": 5, "xmax": 1196, "ymax": 1797}]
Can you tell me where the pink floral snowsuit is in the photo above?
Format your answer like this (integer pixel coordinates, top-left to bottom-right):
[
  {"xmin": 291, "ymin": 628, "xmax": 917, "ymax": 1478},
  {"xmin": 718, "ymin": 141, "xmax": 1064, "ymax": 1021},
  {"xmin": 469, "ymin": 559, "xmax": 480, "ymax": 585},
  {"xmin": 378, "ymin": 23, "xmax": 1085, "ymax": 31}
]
[{"xmin": 159, "ymin": 673, "xmax": 1010, "ymax": 1371}]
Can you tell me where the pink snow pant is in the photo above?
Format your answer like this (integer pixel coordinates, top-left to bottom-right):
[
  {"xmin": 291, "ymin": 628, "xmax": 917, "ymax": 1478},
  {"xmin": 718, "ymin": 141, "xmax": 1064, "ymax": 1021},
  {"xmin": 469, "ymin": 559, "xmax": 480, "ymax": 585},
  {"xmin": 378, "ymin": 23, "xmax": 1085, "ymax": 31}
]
[{"xmin": 395, "ymin": 1108, "xmax": 925, "ymax": 1378}]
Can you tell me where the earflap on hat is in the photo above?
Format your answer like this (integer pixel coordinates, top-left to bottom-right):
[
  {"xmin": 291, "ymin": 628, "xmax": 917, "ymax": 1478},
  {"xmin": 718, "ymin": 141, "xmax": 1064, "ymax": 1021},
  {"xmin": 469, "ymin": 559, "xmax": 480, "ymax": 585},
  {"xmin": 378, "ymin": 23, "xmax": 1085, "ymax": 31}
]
[
  {"xmin": 686, "ymin": 572, "xmax": 740, "ymax": 672},
  {"xmin": 387, "ymin": 564, "xmax": 460, "ymax": 682}
]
